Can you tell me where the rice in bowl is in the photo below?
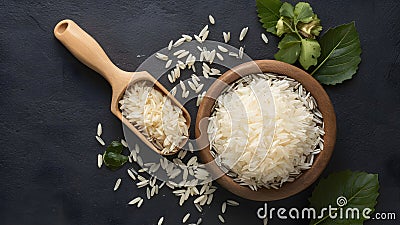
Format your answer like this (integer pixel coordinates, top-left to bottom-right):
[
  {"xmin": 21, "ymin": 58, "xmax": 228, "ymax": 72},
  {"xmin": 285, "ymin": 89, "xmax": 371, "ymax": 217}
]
[{"xmin": 207, "ymin": 73, "xmax": 324, "ymax": 190}]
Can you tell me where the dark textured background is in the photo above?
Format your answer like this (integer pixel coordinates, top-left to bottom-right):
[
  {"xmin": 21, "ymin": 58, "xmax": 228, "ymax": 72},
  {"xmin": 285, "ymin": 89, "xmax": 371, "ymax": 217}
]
[{"xmin": 0, "ymin": 0, "xmax": 399, "ymax": 224}]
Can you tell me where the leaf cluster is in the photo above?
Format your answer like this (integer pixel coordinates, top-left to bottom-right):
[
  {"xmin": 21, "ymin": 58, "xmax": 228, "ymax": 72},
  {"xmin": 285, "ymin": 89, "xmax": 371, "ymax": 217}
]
[
  {"xmin": 257, "ymin": 0, "xmax": 362, "ymax": 84},
  {"xmin": 103, "ymin": 141, "xmax": 128, "ymax": 170}
]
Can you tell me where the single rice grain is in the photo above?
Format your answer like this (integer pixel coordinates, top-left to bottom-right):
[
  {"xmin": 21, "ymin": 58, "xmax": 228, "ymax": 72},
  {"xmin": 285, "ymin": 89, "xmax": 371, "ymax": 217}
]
[
  {"xmin": 95, "ymin": 136, "xmax": 105, "ymax": 146},
  {"xmin": 97, "ymin": 154, "xmax": 103, "ymax": 168},
  {"xmin": 239, "ymin": 27, "xmax": 248, "ymax": 41},
  {"xmin": 114, "ymin": 178, "xmax": 122, "ymax": 191},
  {"xmin": 165, "ymin": 59, "xmax": 172, "ymax": 68},
  {"xmin": 183, "ymin": 213, "xmax": 191, "ymax": 223},
  {"xmin": 97, "ymin": 123, "xmax": 102, "ymax": 136},
  {"xmin": 128, "ymin": 196, "xmax": 142, "ymax": 205},
  {"xmin": 261, "ymin": 33, "xmax": 269, "ymax": 44},
  {"xmin": 218, "ymin": 215, "xmax": 225, "ymax": 223},
  {"xmin": 209, "ymin": 15, "xmax": 215, "ymax": 24},
  {"xmin": 158, "ymin": 217, "xmax": 164, "ymax": 225}
]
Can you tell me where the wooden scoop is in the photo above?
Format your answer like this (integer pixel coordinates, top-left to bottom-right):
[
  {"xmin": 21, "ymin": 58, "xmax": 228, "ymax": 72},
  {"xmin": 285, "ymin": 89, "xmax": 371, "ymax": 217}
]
[{"xmin": 54, "ymin": 19, "xmax": 190, "ymax": 155}]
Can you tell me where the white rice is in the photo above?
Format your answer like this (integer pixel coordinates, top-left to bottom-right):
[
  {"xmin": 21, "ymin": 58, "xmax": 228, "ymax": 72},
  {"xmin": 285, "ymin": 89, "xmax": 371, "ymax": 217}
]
[
  {"xmin": 167, "ymin": 40, "xmax": 173, "ymax": 50},
  {"xmin": 194, "ymin": 34, "xmax": 203, "ymax": 43},
  {"xmin": 158, "ymin": 217, "xmax": 164, "ymax": 225},
  {"xmin": 208, "ymin": 50, "xmax": 216, "ymax": 64},
  {"xmin": 206, "ymin": 193, "xmax": 213, "ymax": 205},
  {"xmin": 165, "ymin": 59, "xmax": 172, "ymax": 69},
  {"xmin": 239, "ymin": 27, "xmax": 249, "ymax": 41},
  {"xmin": 182, "ymin": 34, "xmax": 192, "ymax": 42},
  {"xmin": 201, "ymin": 30, "xmax": 210, "ymax": 42},
  {"xmin": 210, "ymin": 68, "xmax": 221, "ymax": 76},
  {"xmin": 155, "ymin": 53, "xmax": 169, "ymax": 61},
  {"xmin": 209, "ymin": 15, "xmax": 215, "ymax": 24},
  {"xmin": 183, "ymin": 213, "xmax": 191, "ymax": 223},
  {"xmin": 208, "ymin": 74, "xmax": 321, "ymax": 189},
  {"xmin": 221, "ymin": 202, "xmax": 227, "ymax": 213},
  {"xmin": 114, "ymin": 178, "xmax": 122, "ymax": 191},
  {"xmin": 95, "ymin": 136, "xmax": 105, "ymax": 146},
  {"xmin": 261, "ymin": 33, "xmax": 269, "ymax": 44},
  {"xmin": 195, "ymin": 84, "xmax": 204, "ymax": 93},
  {"xmin": 226, "ymin": 200, "xmax": 239, "ymax": 206},
  {"xmin": 173, "ymin": 38, "xmax": 186, "ymax": 47},
  {"xmin": 223, "ymin": 32, "xmax": 230, "ymax": 43},
  {"xmin": 238, "ymin": 47, "xmax": 244, "ymax": 59},
  {"xmin": 188, "ymin": 81, "xmax": 197, "ymax": 91},
  {"xmin": 177, "ymin": 60, "xmax": 186, "ymax": 69},
  {"xmin": 120, "ymin": 81, "xmax": 188, "ymax": 154},
  {"xmin": 121, "ymin": 139, "xmax": 128, "ymax": 147},
  {"xmin": 218, "ymin": 215, "xmax": 225, "ymax": 223},
  {"xmin": 173, "ymin": 49, "xmax": 186, "ymax": 56},
  {"xmin": 195, "ymin": 203, "xmax": 203, "ymax": 212},
  {"xmin": 199, "ymin": 25, "xmax": 209, "ymax": 38},
  {"xmin": 97, "ymin": 154, "xmax": 103, "ymax": 168},
  {"xmin": 168, "ymin": 74, "xmax": 173, "ymax": 83},
  {"xmin": 228, "ymin": 52, "xmax": 238, "ymax": 58},
  {"xmin": 137, "ymin": 198, "xmax": 144, "ymax": 208},
  {"xmin": 216, "ymin": 53, "xmax": 224, "ymax": 61},
  {"xmin": 128, "ymin": 196, "xmax": 142, "ymax": 205},
  {"xmin": 177, "ymin": 51, "xmax": 190, "ymax": 59},
  {"xmin": 127, "ymin": 169, "xmax": 136, "ymax": 180},
  {"xmin": 146, "ymin": 187, "xmax": 151, "ymax": 199},
  {"xmin": 217, "ymin": 45, "xmax": 228, "ymax": 53},
  {"xmin": 97, "ymin": 123, "xmax": 102, "ymax": 136}
]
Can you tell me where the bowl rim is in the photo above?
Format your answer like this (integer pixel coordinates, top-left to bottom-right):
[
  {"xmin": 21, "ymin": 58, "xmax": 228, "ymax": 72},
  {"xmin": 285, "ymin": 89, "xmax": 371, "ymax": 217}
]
[{"xmin": 195, "ymin": 60, "xmax": 336, "ymax": 201}]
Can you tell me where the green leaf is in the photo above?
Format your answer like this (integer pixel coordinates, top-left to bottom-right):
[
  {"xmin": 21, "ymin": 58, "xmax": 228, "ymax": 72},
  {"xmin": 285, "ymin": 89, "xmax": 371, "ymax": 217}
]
[
  {"xmin": 279, "ymin": 2, "xmax": 294, "ymax": 18},
  {"xmin": 274, "ymin": 33, "xmax": 301, "ymax": 64},
  {"xmin": 309, "ymin": 170, "xmax": 379, "ymax": 225},
  {"xmin": 103, "ymin": 151, "xmax": 128, "ymax": 170},
  {"xmin": 106, "ymin": 141, "xmax": 124, "ymax": 154},
  {"xmin": 103, "ymin": 141, "xmax": 128, "ymax": 170},
  {"xmin": 294, "ymin": 2, "xmax": 314, "ymax": 24},
  {"xmin": 297, "ymin": 15, "xmax": 322, "ymax": 38},
  {"xmin": 311, "ymin": 22, "xmax": 362, "ymax": 85},
  {"xmin": 256, "ymin": 0, "xmax": 283, "ymax": 35},
  {"xmin": 299, "ymin": 38, "xmax": 321, "ymax": 70},
  {"xmin": 276, "ymin": 17, "xmax": 293, "ymax": 37}
]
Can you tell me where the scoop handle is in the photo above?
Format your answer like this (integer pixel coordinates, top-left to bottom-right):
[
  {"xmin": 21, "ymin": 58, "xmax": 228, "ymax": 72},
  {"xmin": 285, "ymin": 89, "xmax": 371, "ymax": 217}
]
[{"xmin": 54, "ymin": 19, "xmax": 123, "ymax": 85}]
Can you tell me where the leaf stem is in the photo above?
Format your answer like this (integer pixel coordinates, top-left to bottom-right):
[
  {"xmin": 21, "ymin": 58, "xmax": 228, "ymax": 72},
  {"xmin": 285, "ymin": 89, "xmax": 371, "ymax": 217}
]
[
  {"xmin": 282, "ymin": 19, "xmax": 303, "ymax": 40},
  {"xmin": 310, "ymin": 27, "xmax": 351, "ymax": 76},
  {"xmin": 311, "ymin": 179, "xmax": 376, "ymax": 225}
]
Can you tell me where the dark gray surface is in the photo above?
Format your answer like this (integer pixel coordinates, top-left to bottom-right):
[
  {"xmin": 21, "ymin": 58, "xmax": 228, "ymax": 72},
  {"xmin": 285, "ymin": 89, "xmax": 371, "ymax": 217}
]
[{"xmin": 0, "ymin": 0, "xmax": 399, "ymax": 224}]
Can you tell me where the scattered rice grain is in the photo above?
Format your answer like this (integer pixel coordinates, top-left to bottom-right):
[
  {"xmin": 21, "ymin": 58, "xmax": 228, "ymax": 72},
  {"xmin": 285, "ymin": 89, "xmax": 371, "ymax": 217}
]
[
  {"xmin": 95, "ymin": 136, "xmax": 105, "ymax": 146},
  {"xmin": 155, "ymin": 52, "xmax": 169, "ymax": 61},
  {"xmin": 114, "ymin": 178, "xmax": 121, "ymax": 191},
  {"xmin": 261, "ymin": 33, "xmax": 269, "ymax": 44},
  {"xmin": 158, "ymin": 217, "xmax": 164, "ymax": 225},
  {"xmin": 165, "ymin": 59, "xmax": 172, "ymax": 68},
  {"xmin": 209, "ymin": 15, "xmax": 215, "ymax": 24},
  {"xmin": 97, "ymin": 154, "xmax": 103, "ymax": 168},
  {"xmin": 222, "ymin": 202, "xmax": 227, "ymax": 213},
  {"xmin": 97, "ymin": 123, "xmax": 102, "ymax": 136},
  {"xmin": 239, "ymin": 27, "xmax": 248, "ymax": 41},
  {"xmin": 183, "ymin": 213, "xmax": 191, "ymax": 223},
  {"xmin": 218, "ymin": 215, "xmax": 225, "ymax": 223}
]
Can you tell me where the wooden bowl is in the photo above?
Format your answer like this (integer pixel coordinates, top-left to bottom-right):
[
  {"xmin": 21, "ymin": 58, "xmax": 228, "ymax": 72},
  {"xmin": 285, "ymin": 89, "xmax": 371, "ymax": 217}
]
[{"xmin": 195, "ymin": 60, "xmax": 336, "ymax": 201}]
